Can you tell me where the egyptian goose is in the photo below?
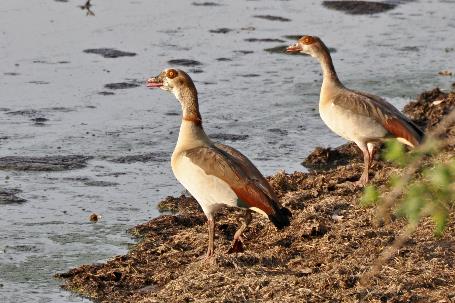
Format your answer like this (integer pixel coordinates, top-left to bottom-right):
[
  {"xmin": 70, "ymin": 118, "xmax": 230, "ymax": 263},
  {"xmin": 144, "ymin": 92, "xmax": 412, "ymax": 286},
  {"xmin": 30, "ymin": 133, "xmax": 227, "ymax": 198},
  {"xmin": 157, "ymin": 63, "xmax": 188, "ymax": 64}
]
[
  {"xmin": 147, "ymin": 69, "xmax": 291, "ymax": 257},
  {"xmin": 286, "ymin": 36, "xmax": 424, "ymax": 186}
]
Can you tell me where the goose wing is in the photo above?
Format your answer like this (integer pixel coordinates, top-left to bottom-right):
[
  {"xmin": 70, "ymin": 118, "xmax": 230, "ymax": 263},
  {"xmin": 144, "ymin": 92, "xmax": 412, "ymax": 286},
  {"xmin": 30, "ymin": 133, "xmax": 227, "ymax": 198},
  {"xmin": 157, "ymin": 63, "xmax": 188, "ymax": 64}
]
[
  {"xmin": 183, "ymin": 144, "xmax": 280, "ymax": 215},
  {"xmin": 332, "ymin": 89, "xmax": 424, "ymax": 146}
]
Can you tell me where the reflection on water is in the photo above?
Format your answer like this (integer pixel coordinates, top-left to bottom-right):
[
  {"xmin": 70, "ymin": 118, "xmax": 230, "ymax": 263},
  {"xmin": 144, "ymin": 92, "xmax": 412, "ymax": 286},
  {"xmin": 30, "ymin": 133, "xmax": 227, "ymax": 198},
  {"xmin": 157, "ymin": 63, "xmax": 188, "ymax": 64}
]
[{"xmin": 0, "ymin": 0, "xmax": 454, "ymax": 302}]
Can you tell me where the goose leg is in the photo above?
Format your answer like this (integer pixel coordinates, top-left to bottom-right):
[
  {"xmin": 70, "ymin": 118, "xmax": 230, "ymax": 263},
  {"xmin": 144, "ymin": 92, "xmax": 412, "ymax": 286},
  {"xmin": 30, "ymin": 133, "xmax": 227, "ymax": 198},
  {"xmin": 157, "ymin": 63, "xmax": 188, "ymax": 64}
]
[
  {"xmin": 205, "ymin": 218, "xmax": 215, "ymax": 259},
  {"xmin": 356, "ymin": 142, "xmax": 370, "ymax": 187},
  {"xmin": 367, "ymin": 142, "xmax": 376, "ymax": 168},
  {"xmin": 228, "ymin": 210, "xmax": 252, "ymax": 254}
]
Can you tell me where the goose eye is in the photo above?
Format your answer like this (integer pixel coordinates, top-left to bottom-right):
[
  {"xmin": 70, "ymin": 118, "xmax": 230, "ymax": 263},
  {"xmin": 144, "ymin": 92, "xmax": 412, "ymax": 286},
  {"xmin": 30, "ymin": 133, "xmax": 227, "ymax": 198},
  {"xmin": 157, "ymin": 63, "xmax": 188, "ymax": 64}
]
[
  {"xmin": 166, "ymin": 69, "xmax": 178, "ymax": 79},
  {"xmin": 302, "ymin": 36, "xmax": 314, "ymax": 44}
]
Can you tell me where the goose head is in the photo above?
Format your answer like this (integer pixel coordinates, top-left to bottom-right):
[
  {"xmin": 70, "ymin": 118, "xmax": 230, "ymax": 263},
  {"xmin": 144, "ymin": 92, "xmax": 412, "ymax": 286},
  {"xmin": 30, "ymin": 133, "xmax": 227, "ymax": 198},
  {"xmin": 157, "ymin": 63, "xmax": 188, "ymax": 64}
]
[
  {"xmin": 286, "ymin": 35, "xmax": 324, "ymax": 58},
  {"xmin": 147, "ymin": 68, "xmax": 197, "ymax": 98}
]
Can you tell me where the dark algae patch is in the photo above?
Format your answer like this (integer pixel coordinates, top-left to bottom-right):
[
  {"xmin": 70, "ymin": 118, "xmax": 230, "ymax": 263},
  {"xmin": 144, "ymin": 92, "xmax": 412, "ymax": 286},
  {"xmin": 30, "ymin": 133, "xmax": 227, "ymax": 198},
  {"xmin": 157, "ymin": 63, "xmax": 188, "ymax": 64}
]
[
  {"xmin": 0, "ymin": 155, "xmax": 93, "ymax": 171},
  {"xmin": 253, "ymin": 15, "xmax": 291, "ymax": 22},
  {"xmin": 167, "ymin": 59, "xmax": 202, "ymax": 67},
  {"xmin": 83, "ymin": 48, "xmax": 137, "ymax": 58},
  {"xmin": 302, "ymin": 143, "xmax": 361, "ymax": 171},
  {"xmin": 209, "ymin": 28, "xmax": 233, "ymax": 34},
  {"xmin": 104, "ymin": 82, "xmax": 141, "ymax": 90},
  {"xmin": 322, "ymin": 1, "xmax": 397, "ymax": 15},
  {"xmin": 0, "ymin": 188, "xmax": 26, "ymax": 204},
  {"xmin": 108, "ymin": 152, "xmax": 168, "ymax": 164},
  {"xmin": 209, "ymin": 133, "xmax": 249, "ymax": 142},
  {"xmin": 244, "ymin": 38, "xmax": 285, "ymax": 43},
  {"xmin": 98, "ymin": 91, "xmax": 115, "ymax": 96},
  {"xmin": 192, "ymin": 2, "xmax": 221, "ymax": 6},
  {"xmin": 57, "ymin": 88, "xmax": 455, "ymax": 302}
]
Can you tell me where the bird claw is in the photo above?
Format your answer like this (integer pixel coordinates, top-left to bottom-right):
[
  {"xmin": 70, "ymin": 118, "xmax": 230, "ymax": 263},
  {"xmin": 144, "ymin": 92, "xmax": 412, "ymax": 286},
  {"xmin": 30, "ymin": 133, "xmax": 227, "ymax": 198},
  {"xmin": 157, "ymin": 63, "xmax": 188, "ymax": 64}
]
[{"xmin": 227, "ymin": 239, "xmax": 245, "ymax": 254}]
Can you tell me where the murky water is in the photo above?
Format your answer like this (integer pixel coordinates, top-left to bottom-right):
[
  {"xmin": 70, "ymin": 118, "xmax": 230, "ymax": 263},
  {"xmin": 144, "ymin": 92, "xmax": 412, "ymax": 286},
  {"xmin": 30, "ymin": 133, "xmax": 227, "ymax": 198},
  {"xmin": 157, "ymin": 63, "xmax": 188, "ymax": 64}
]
[{"xmin": 0, "ymin": 0, "xmax": 454, "ymax": 301}]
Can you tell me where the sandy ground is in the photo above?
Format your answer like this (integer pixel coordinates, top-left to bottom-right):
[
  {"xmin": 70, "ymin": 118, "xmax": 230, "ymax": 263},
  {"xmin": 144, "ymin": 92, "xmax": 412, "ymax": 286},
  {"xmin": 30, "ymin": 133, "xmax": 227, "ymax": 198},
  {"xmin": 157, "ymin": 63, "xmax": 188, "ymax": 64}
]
[{"xmin": 56, "ymin": 88, "xmax": 455, "ymax": 302}]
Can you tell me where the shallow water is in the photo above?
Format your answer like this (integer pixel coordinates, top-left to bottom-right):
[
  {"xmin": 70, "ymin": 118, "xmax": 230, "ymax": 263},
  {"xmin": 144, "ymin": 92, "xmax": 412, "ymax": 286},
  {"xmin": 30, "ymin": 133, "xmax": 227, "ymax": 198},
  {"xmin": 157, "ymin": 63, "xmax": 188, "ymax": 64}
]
[{"xmin": 0, "ymin": 0, "xmax": 454, "ymax": 301}]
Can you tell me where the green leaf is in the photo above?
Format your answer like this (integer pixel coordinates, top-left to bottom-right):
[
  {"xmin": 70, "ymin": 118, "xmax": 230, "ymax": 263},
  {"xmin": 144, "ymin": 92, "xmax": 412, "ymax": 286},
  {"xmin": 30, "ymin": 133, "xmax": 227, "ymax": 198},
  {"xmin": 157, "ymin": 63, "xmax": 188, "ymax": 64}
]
[
  {"xmin": 432, "ymin": 208, "xmax": 448, "ymax": 237},
  {"xmin": 383, "ymin": 139, "xmax": 407, "ymax": 167},
  {"xmin": 428, "ymin": 164, "xmax": 452, "ymax": 188},
  {"xmin": 400, "ymin": 184, "xmax": 426, "ymax": 224},
  {"xmin": 361, "ymin": 185, "xmax": 379, "ymax": 206}
]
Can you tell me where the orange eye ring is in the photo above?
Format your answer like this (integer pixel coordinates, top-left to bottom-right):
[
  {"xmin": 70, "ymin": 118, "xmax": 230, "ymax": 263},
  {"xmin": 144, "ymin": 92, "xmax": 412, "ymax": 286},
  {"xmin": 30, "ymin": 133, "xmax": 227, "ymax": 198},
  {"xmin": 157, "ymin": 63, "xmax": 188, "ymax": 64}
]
[
  {"xmin": 166, "ymin": 69, "xmax": 178, "ymax": 79},
  {"xmin": 301, "ymin": 36, "xmax": 315, "ymax": 45}
]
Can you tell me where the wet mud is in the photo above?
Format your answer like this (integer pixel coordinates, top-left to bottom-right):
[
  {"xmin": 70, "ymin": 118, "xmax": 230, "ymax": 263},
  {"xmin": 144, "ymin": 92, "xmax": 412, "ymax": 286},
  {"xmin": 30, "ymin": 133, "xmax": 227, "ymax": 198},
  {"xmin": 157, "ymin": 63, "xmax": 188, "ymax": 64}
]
[
  {"xmin": 322, "ymin": 1, "xmax": 397, "ymax": 15},
  {"xmin": 57, "ymin": 89, "xmax": 455, "ymax": 302},
  {"xmin": 0, "ymin": 155, "xmax": 93, "ymax": 171}
]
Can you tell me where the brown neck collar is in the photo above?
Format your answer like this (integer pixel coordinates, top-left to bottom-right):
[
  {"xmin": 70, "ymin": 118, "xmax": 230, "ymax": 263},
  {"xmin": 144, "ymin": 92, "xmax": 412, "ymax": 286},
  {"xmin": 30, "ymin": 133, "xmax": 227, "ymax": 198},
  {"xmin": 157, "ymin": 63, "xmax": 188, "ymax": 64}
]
[{"xmin": 183, "ymin": 115, "xmax": 202, "ymax": 127}]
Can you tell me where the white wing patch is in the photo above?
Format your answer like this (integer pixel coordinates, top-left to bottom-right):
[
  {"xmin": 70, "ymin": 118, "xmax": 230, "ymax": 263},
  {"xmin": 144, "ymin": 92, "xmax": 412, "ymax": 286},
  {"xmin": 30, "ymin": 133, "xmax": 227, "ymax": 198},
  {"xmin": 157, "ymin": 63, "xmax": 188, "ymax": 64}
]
[
  {"xmin": 172, "ymin": 155, "xmax": 239, "ymax": 216},
  {"xmin": 321, "ymin": 102, "xmax": 387, "ymax": 142}
]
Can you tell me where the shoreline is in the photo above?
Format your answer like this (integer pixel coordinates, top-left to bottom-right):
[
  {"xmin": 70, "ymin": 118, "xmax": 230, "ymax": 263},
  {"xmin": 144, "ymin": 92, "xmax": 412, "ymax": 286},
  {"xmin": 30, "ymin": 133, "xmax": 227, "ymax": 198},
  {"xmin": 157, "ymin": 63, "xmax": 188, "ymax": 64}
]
[{"xmin": 57, "ymin": 87, "xmax": 455, "ymax": 302}]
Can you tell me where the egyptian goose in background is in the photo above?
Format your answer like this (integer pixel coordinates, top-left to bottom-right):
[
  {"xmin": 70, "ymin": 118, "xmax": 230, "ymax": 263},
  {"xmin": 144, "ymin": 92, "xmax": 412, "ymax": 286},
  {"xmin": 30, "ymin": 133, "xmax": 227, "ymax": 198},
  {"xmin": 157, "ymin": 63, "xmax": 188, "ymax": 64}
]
[
  {"xmin": 147, "ymin": 68, "xmax": 291, "ymax": 257},
  {"xmin": 286, "ymin": 36, "xmax": 424, "ymax": 186}
]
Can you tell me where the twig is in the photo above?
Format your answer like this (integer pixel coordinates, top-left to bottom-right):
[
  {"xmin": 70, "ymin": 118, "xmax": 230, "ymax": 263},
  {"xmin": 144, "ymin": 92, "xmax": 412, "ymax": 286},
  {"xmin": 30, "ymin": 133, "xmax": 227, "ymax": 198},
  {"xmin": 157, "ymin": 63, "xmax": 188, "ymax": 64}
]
[
  {"xmin": 360, "ymin": 223, "xmax": 416, "ymax": 285},
  {"xmin": 376, "ymin": 108, "xmax": 455, "ymax": 222},
  {"xmin": 79, "ymin": 0, "xmax": 95, "ymax": 16},
  {"xmin": 362, "ymin": 108, "xmax": 455, "ymax": 284}
]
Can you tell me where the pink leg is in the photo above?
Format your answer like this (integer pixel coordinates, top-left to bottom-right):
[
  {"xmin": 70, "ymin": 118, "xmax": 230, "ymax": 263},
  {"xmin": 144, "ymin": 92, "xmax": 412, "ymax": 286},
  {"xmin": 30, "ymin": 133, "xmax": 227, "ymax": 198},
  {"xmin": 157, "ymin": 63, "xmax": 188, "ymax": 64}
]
[
  {"xmin": 205, "ymin": 218, "xmax": 215, "ymax": 259},
  {"xmin": 228, "ymin": 210, "xmax": 252, "ymax": 254},
  {"xmin": 367, "ymin": 142, "xmax": 376, "ymax": 168},
  {"xmin": 356, "ymin": 143, "xmax": 370, "ymax": 187}
]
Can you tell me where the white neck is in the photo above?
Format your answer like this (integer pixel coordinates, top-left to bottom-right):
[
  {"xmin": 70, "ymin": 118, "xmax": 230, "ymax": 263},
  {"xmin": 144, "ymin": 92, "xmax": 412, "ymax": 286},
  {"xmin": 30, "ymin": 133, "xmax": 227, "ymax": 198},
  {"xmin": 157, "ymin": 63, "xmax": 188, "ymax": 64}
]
[{"xmin": 175, "ymin": 120, "xmax": 211, "ymax": 153}]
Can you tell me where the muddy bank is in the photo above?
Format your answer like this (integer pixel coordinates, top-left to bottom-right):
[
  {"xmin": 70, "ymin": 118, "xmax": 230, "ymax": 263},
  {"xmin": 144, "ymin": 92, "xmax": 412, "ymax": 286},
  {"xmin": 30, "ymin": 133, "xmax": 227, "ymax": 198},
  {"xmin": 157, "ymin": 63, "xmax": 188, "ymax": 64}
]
[{"xmin": 57, "ymin": 89, "xmax": 455, "ymax": 302}]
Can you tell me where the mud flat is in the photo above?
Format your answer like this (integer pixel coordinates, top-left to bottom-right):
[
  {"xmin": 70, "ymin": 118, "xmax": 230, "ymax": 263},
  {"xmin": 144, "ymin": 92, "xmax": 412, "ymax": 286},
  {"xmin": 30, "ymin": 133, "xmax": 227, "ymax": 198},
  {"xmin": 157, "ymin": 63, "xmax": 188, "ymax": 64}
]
[{"xmin": 57, "ymin": 88, "xmax": 454, "ymax": 302}]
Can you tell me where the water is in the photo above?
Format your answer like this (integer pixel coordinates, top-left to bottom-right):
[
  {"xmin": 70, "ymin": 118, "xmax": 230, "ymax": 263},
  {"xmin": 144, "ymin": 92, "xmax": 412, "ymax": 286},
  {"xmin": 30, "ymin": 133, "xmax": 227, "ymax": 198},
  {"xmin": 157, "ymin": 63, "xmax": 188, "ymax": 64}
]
[{"xmin": 0, "ymin": 0, "xmax": 454, "ymax": 301}]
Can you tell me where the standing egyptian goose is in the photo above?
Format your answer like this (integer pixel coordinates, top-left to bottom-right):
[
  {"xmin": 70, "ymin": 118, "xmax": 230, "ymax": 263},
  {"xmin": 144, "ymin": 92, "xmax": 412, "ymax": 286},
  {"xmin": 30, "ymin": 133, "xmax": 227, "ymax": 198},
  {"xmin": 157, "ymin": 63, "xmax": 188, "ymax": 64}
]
[
  {"xmin": 147, "ymin": 68, "xmax": 291, "ymax": 257},
  {"xmin": 286, "ymin": 36, "xmax": 424, "ymax": 186}
]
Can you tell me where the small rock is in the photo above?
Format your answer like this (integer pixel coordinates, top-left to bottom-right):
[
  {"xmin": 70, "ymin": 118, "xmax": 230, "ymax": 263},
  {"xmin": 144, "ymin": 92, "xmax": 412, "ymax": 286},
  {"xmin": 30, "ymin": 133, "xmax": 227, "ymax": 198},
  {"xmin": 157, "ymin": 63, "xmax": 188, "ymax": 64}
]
[
  {"xmin": 89, "ymin": 213, "xmax": 99, "ymax": 222},
  {"xmin": 438, "ymin": 70, "xmax": 453, "ymax": 76}
]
